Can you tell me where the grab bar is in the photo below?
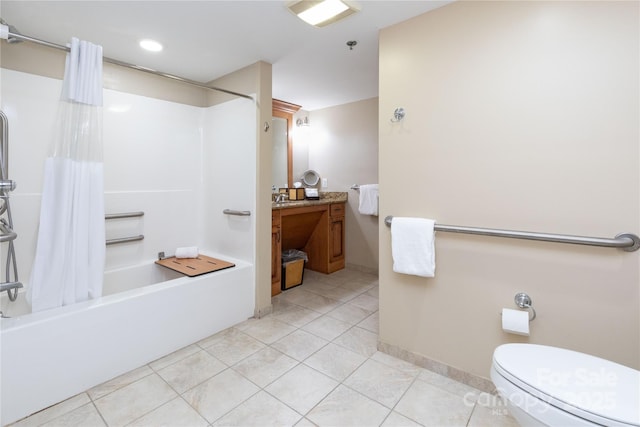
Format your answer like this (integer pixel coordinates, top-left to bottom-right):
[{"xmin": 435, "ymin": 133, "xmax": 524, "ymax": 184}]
[
  {"xmin": 0, "ymin": 179, "xmax": 16, "ymax": 192},
  {"xmin": 384, "ymin": 216, "xmax": 640, "ymax": 252},
  {"xmin": 223, "ymin": 209, "xmax": 251, "ymax": 216},
  {"xmin": 105, "ymin": 211, "xmax": 144, "ymax": 220},
  {"xmin": 0, "ymin": 222, "xmax": 16, "ymax": 242},
  {"xmin": 106, "ymin": 235, "xmax": 144, "ymax": 246},
  {"xmin": 0, "ymin": 281, "xmax": 22, "ymax": 292}
]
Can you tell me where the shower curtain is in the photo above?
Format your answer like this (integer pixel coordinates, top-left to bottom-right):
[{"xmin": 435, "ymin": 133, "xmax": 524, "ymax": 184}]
[{"xmin": 28, "ymin": 38, "xmax": 105, "ymax": 312}]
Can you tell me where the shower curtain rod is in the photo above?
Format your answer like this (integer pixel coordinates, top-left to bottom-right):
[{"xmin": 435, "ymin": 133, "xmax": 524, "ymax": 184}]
[{"xmin": 2, "ymin": 27, "xmax": 254, "ymax": 101}]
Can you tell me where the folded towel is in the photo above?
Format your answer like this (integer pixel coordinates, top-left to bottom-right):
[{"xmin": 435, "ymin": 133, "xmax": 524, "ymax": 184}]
[
  {"xmin": 391, "ymin": 217, "xmax": 436, "ymax": 277},
  {"xmin": 175, "ymin": 246, "xmax": 199, "ymax": 259},
  {"xmin": 358, "ymin": 184, "xmax": 379, "ymax": 216}
]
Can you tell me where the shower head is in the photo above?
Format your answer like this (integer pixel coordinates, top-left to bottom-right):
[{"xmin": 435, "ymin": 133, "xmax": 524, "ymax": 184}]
[{"xmin": 0, "ymin": 19, "xmax": 24, "ymax": 44}]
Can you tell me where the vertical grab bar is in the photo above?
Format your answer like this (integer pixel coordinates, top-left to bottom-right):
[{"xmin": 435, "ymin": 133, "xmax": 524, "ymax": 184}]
[{"xmin": 0, "ymin": 110, "xmax": 22, "ymax": 301}]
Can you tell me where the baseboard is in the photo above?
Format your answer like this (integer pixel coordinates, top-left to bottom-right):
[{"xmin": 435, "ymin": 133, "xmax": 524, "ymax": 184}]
[
  {"xmin": 254, "ymin": 304, "xmax": 272, "ymax": 319},
  {"xmin": 378, "ymin": 340, "xmax": 496, "ymax": 393},
  {"xmin": 346, "ymin": 262, "xmax": 378, "ymax": 275}
]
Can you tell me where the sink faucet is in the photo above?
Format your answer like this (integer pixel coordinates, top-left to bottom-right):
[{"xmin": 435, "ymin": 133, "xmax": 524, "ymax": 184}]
[{"xmin": 275, "ymin": 194, "xmax": 287, "ymax": 203}]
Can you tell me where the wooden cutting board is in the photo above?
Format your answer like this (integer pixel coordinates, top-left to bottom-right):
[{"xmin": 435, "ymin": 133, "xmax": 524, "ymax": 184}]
[{"xmin": 155, "ymin": 255, "xmax": 235, "ymax": 277}]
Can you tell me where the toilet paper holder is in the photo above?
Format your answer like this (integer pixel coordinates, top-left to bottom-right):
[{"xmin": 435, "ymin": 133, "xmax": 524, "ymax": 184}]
[{"xmin": 514, "ymin": 292, "xmax": 537, "ymax": 321}]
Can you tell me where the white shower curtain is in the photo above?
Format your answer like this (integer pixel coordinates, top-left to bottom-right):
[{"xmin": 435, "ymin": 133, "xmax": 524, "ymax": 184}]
[{"xmin": 28, "ymin": 38, "xmax": 105, "ymax": 312}]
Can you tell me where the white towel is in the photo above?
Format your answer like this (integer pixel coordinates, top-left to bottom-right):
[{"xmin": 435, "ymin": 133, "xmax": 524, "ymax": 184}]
[
  {"xmin": 175, "ymin": 246, "xmax": 199, "ymax": 259},
  {"xmin": 358, "ymin": 184, "xmax": 379, "ymax": 216},
  {"xmin": 391, "ymin": 217, "xmax": 436, "ymax": 277}
]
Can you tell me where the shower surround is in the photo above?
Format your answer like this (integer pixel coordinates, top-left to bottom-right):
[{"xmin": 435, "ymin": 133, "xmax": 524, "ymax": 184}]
[{"xmin": 0, "ymin": 68, "xmax": 258, "ymax": 424}]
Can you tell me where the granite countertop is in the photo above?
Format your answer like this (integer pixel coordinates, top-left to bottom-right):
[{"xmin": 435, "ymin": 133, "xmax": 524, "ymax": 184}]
[{"xmin": 272, "ymin": 191, "xmax": 348, "ymax": 209}]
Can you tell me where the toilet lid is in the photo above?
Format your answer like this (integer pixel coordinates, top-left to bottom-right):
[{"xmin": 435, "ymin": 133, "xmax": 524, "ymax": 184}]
[{"xmin": 493, "ymin": 344, "xmax": 640, "ymax": 426}]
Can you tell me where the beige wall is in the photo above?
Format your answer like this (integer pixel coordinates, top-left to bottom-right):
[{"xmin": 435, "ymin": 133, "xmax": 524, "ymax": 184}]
[
  {"xmin": 1, "ymin": 41, "xmax": 210, "ymax": 106},
  {"xmin": 297, "ymin": 97, "xmax": 380, "ymax": 272},
  {"xmin": 379, "ymin": 0, "xmax": 639, "ymax": 380}
]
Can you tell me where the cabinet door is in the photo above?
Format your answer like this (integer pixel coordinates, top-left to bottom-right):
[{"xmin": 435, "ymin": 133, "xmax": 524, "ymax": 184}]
[
  {"xmin": 329, "ymin": 203, "xmax": 345, "ymax": 266},
  {"xmin": 271, "ymin": 224, "xmax": 282, "ymax": 296},
  {"xmin": 329, "ymin": 217, "xmax": 345, "ymax": 263}
]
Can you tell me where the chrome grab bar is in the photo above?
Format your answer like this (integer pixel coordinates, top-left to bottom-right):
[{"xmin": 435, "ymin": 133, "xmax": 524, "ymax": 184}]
[
  {"xmin": 106, "ymin": 235, "xmax": 144, "ymax": 246},
  {"xmin": 105, "ymin": 211, "xmax": 144, "ymax": 220},
  {"xmin": 0, "ymin": 281, "xmax": 22, "ymax": 292},
  {"xmin": 105, "ymin": 212, "xmax": 144, "ymax": 246},
  {"xmin": 384, "ymin": 216, "xmax": 640, "ymax": 252},
  {"xmin": 0, "ymin": 221, "xmax": 16, "ymax": 242},
  {"xmin": 0, "ymin": 179, "xmax": 16, "ymax": 192},
  {"xmin": 223, "ymin": 209, "xmax": 251, "ymax": 217}
]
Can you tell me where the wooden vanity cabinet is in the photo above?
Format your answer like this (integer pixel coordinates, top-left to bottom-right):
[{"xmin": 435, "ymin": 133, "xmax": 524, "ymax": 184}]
[
  {"xmin": 271, "ymin": 201, "xmax": 346, "ymax": 296},
  {"xmin": 271, "ymin": 209, "xmax": 282, "ymax": 296}
]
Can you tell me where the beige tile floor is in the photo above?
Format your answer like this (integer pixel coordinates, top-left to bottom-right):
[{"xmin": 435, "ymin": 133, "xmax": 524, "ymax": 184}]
[{"xmin": 10, "ymin": 269, "xmax": 518, "ymax": 427}]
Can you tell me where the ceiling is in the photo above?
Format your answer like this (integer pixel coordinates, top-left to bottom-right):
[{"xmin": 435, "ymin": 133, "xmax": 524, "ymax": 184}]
[{"xmin": 1, "ymin": 1, "xmax": 449, "ymax": 111}]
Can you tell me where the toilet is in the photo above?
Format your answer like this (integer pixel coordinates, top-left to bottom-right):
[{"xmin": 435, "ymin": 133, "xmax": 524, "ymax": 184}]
[{"xmin": 491, "ymin": 343, "xmax": 640, "ymax": 426}]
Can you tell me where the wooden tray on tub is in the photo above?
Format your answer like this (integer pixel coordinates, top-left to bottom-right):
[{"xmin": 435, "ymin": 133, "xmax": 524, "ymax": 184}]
[{"xmin": 155, "ymin": 255, "xmax": 235, "ymax": 277}]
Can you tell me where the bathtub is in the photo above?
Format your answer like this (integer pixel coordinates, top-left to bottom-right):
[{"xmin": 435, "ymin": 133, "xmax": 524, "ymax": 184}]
[{"xmin": 0, "ymin": 256, "xmax": 254, "ymax": 425}]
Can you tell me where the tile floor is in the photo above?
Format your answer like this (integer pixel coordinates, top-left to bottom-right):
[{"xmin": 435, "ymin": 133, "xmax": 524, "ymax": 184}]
[{"xmin": 10, "ymin": 268, "xmax": 518, "ymax": 427}]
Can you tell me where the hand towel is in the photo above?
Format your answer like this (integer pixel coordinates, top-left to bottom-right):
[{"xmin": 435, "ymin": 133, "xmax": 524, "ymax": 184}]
[
  {"xmin": 175, "ymin": 246, "xmax": 199, "ymax": 259},
  {"xmin": 391, "ymin": 217, "xmax": 436, "ymax": 277},
  {"xmin": 358, "ymin": 184, "xmax": 379, "ymax": 216}
]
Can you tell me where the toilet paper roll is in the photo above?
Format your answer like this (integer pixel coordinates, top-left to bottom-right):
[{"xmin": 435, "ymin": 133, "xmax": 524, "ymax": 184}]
[
  {"xmin": 502, "ymin": 308, "xmax": 530, "ymax": 336},
  {"xmin": 175, "ymin": 246, "xmax": 198, "ymax": 259}
]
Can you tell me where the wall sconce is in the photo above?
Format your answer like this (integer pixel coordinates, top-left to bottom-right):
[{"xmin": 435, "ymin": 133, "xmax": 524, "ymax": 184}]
[{"xmin": 296, "ymin": 116, "xmax": 310, "ymax": 127}]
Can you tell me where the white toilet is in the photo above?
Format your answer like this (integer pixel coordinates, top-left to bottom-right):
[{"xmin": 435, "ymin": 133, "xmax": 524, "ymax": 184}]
[{"xmin": 491, "ymin": 343, "xmax": 640, "ymax": 426}]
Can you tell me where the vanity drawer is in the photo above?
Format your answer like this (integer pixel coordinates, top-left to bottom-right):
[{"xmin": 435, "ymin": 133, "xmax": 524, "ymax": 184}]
[{"xmin": 330, "ymin": 203, "xmax": 345, "ymax": 217}]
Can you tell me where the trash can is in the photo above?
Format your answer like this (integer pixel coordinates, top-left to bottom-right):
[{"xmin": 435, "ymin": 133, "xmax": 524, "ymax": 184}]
[{"xmin": 281, "ymin": 249, "xmax": 308, "ymax": 290}]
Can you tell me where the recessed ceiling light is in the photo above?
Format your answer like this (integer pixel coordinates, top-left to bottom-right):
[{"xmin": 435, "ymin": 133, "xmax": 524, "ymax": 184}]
[
  {"xmin": 139, "ymin": 39, "xmax": 163, "ymax": 52},
  {"xmin": 288, "ymin": 0, "xmax": 358, "ymax": 28}
]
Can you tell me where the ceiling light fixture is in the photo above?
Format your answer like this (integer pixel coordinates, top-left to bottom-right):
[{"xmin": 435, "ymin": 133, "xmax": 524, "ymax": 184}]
[
  {"xmin": 139, "ymin": 39, "xmax": 163, "ymax": 52},
  {"xmin": 288, "ymin": 0, "xmax": 358, "ymax": 28}
]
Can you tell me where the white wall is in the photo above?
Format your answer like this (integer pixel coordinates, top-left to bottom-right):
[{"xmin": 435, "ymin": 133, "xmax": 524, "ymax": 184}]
[
  {"xmin": 200, "ymin": 98, "xmax": 257, "ymax": 262},
  {"xmin": 379, "ymin": 0, "xmax": 639, "ymax": 380},
  {"xmin": 1, "ymin": 69, "xmax": 256, "ymax": 290}
]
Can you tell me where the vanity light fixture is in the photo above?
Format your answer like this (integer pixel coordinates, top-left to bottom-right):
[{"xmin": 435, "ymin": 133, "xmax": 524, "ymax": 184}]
[
  {"xmin": 139, "ymin": 39, "xmax": 163, "ymax": 52},
  {"xmin": 288, "ymin": 0, "xmax": 359, "ymax": 28},
  {"xmin": 296, "ymin": 116, "xmax": 310, "ymax": 127}
]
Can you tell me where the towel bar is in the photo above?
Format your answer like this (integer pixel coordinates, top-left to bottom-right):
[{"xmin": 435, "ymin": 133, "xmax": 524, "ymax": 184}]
[{"xmin": 384, "ymin": 216, "xmax": 640, "ymax": 252}]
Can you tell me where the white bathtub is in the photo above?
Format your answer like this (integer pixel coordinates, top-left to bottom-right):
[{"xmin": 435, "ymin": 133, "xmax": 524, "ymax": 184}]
[{"xmin": 0, "ymin": 257, "xmax": 254, "ymax": 425}]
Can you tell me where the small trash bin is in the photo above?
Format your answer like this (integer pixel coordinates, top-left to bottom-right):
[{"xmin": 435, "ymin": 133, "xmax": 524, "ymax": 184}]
[{"xmin": 281, "ymin": 249, "xmax": 308, "ymax": 290}]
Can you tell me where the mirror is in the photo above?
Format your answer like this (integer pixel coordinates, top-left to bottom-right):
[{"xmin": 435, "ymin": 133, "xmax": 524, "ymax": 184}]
[
  {"xmin": 272, "ymin": 116, "xmax": 288, "ymax": 188},
  {"xmin": 272, "ymin": 99, "xmax": 301, "ymax": 189}
]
